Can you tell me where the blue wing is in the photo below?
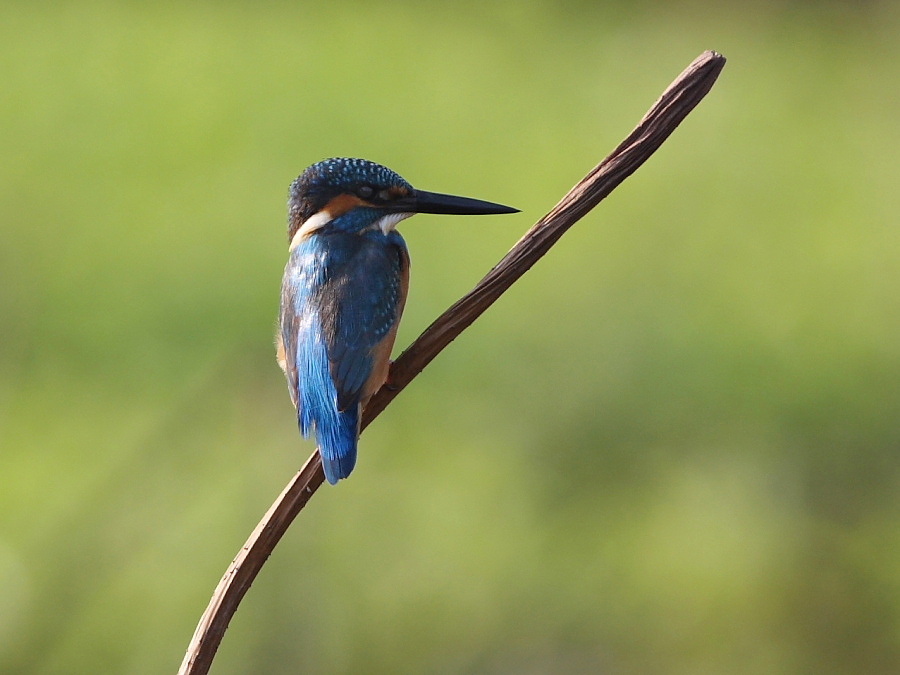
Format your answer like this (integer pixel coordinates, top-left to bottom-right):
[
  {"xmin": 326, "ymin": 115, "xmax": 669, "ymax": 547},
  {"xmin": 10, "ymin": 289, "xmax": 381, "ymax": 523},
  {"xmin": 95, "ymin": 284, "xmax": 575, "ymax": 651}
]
[
  {"xmin": 319, "ymin": 230, "xmax": 408, "ymax": 411},
  {"xmin": 280, "ymin": 229, "xmax": 408, "ymax": 484}
]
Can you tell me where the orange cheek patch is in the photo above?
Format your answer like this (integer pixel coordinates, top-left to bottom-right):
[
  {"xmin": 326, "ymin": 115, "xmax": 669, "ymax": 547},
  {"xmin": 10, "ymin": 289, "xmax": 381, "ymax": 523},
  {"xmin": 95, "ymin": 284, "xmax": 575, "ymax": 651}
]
[{"xmin": 324, "ymin": 193, "xmax": 366, "ymax": 217}]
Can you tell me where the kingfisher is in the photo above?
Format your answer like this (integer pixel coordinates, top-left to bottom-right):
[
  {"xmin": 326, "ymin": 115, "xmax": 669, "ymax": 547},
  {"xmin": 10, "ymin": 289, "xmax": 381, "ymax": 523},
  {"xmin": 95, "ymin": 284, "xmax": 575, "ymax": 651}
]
[{"xmin": 277, "ymin": 158, "xmax": 518, "ymax": 485}]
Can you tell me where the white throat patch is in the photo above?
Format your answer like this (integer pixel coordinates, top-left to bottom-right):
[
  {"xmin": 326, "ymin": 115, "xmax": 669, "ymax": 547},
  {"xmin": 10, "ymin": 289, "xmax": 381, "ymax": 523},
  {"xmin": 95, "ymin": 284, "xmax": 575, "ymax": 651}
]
[{"xmin": 374, "ymin": 211, "xmax": 414, "ymax": 235}]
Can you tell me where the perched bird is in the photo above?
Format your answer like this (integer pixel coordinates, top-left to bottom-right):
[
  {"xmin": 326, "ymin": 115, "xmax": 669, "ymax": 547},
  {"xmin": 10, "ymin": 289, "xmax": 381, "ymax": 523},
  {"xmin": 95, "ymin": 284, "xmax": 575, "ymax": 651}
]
[{"xmin": 277, "ymin": 158, "xmax": 518, "ymax": 484}]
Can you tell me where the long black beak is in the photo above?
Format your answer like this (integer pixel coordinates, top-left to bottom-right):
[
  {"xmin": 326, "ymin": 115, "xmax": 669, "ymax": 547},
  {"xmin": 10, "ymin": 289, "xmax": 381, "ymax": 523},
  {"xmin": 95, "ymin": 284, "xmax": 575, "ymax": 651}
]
[{"xmin": 390, "ymin": 189, "xmax": 518, "ymax": 216}]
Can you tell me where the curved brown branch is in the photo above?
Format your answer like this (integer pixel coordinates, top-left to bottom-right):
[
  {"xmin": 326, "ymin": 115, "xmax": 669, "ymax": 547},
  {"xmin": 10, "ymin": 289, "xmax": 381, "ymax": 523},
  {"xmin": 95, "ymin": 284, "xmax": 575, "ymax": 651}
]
[{"xmin": 178, "ymin": 50, "xmax": 726, "ymax": 675}]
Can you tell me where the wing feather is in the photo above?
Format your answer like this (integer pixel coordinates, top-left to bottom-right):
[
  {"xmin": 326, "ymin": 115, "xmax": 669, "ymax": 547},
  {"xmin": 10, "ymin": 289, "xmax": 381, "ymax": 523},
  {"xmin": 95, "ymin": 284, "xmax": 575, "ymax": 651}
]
[{"xmin": 317, "ymin": 231, "xmax": 407, "ymax": 411}]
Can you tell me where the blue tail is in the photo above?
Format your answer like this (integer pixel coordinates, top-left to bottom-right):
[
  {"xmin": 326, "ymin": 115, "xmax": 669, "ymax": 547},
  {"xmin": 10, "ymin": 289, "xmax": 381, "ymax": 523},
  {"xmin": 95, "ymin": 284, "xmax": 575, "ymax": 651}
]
[
  {"xmin": 293, "ymin": 323, "xmax": 361, "ymax": 484},
  {"xmin": 299, "ymin": 393, "xmax": 360, "ymax": 485},
  {"xmin": 315, "ymin": 405, "xmax": 359, "ymax": 485}
]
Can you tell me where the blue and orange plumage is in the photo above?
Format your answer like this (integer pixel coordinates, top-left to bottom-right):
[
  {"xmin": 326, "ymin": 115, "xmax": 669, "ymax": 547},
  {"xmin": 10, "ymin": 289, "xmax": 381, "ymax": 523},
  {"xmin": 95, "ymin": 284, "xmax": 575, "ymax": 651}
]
[{"xmin": 277, "ymin": 158, "xmax": 516, "ymax": 484}]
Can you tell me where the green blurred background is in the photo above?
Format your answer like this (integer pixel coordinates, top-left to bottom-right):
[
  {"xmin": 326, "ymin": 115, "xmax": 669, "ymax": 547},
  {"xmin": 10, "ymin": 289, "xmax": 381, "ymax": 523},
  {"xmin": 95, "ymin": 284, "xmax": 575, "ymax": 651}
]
[{"xmin": 2, "ymin": 1, "xmax": 899, "ymax": 673}]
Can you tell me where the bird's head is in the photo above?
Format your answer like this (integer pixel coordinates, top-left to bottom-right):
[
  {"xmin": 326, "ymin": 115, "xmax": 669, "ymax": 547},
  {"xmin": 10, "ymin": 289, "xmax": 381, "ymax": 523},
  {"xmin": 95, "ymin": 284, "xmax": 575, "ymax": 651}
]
[{"xmin": 287, "ymin": 157, "xmax": 517, "ymax": 245}]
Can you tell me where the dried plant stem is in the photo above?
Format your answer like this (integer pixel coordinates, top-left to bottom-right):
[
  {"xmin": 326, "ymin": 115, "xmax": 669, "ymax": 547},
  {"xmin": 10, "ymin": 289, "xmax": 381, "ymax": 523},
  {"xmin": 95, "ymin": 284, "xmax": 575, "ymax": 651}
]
[{"xmin": 178, "ymin": 50, "xmax": 726, "ymax": 675}]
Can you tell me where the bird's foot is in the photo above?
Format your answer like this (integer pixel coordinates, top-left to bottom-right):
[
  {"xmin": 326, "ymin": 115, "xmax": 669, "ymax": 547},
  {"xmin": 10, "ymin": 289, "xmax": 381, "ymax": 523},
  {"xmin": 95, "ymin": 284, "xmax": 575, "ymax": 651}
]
[{"xmin": 385, "ymin": 360, "xmax": 400, "ymax": 391}]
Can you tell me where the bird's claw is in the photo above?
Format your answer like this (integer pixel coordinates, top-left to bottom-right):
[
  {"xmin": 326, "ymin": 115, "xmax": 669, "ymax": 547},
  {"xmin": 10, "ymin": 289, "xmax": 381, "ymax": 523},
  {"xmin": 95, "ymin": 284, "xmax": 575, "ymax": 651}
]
[{"xmin": 385, "ymin": 360, "xmax": 400, "ymax": 391}]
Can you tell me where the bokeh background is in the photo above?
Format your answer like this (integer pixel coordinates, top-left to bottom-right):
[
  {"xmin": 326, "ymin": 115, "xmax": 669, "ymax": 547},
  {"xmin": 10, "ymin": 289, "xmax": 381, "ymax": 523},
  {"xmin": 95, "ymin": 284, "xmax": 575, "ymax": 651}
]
[{"xmin": 2, "ymin": 1, "xmax": 899, "ymax": 673}]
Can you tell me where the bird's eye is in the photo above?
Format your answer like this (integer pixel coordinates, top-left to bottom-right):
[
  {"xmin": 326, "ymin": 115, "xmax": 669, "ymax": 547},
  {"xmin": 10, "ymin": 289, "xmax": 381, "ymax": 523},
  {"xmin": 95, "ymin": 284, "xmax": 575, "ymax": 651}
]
[
  {"xmin": 357, "ymin": 186, "xmax": 375, "ymax": 199},
  {"xmin": 377, "ymin": 189, "xmax": 391, "ymax": 201}
]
